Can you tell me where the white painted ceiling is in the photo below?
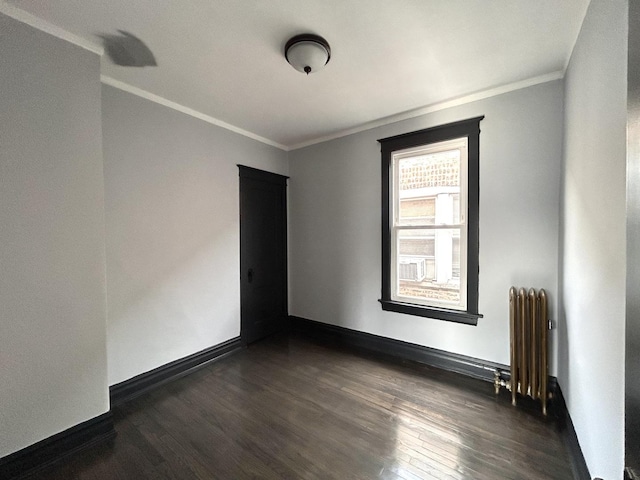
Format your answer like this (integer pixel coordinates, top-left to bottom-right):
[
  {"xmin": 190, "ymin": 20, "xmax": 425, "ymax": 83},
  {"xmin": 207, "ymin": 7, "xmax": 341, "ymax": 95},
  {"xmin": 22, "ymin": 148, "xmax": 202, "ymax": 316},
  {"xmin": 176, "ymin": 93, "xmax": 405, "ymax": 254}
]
[{"xmin": 4, "ymin": 0, "xmax": 590, "ymax": 150}]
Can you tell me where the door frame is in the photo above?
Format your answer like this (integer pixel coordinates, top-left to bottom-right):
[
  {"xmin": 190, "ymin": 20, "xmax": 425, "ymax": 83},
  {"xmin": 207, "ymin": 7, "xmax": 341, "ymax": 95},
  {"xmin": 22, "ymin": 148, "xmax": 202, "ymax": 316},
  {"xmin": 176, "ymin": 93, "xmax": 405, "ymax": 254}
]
[{"xmin": 238, "ymin": 165, "xmax": 289, "ymax": 345}]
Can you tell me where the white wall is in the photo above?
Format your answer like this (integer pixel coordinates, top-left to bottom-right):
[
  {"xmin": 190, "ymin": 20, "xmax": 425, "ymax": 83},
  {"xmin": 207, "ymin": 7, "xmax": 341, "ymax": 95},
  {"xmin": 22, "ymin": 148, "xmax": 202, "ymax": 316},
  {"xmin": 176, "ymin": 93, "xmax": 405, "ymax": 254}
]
[
  {"xmin": 102, "ymin": 85, "xmax": 289, "ymax": 385},
  {"xmin": 559, "ymin": 0, "xmax": 628, "ymax": 478},
  {"xmin": 0, "ymin": 14, "xmax": 108, "ymax": 457},
  {"xmin": 289, "ymin": 80, "xmax": 563, "ymax": 373}
]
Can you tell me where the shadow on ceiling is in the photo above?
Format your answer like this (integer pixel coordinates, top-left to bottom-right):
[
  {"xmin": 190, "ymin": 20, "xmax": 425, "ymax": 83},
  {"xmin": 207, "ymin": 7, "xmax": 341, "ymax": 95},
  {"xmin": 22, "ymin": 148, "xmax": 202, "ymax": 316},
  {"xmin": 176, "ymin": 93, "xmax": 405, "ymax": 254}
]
[{"xmin": 99, "ymin": 30, "xmax": 157, "ymax": 67}]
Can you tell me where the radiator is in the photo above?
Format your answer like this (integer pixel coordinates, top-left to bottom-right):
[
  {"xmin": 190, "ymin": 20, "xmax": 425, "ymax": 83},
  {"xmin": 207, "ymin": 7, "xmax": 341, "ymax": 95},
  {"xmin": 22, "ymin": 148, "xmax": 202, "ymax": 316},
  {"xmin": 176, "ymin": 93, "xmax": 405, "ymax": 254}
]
[{"xmin": 494, "ymin": 287, "xmax": 550, "ymax": 415}]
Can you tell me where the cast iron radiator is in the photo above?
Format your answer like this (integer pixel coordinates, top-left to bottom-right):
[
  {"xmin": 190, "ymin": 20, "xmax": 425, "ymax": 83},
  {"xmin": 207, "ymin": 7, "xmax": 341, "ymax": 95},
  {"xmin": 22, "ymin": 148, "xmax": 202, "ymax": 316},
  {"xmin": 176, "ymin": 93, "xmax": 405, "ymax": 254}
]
[{"xmin": 494, "ymin": 287, "xmax": 550, "ymax": 415}]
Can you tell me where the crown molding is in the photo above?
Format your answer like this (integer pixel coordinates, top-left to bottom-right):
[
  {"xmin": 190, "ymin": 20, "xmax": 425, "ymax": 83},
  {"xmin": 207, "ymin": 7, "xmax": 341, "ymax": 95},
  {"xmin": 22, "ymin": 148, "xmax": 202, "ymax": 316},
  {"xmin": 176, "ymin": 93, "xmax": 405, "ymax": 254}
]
[
  {"xmin": 0, "ymin": 2, "xmax": 103, "ymax": 55},
  {"xmin": 289, "ymin": 70, "xmax": 564, "ymax": 151},
  {"xmin": 101, "ymin": 76, "xmax": 289, "ymax": 151},
  {"xmin": 0, "ymin": 2, "xmax": 570, "ymax": 155},
  {"xmin": 102, "ymin": 70, "xmax": 563, "ymax": 154}
]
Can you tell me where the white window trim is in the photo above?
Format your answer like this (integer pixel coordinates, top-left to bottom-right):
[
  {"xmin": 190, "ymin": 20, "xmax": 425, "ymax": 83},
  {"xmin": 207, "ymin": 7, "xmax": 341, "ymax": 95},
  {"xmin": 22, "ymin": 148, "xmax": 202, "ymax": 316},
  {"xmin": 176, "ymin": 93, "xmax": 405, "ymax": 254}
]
[{"xmin": 391, "ymin": 138, "xmax": 468, "ymax": 310}]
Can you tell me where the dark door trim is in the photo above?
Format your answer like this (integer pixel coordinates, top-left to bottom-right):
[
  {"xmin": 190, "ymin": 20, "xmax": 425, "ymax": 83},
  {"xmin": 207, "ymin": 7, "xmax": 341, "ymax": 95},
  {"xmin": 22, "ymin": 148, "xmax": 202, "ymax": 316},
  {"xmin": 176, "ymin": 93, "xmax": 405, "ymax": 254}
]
[
  {"xmin": 238, "ymin": 165, "xmax": 289, "ymax": 345},
  {"xmin": 238, "ymin": 165, "xmax": 289, "ymax": 184}
]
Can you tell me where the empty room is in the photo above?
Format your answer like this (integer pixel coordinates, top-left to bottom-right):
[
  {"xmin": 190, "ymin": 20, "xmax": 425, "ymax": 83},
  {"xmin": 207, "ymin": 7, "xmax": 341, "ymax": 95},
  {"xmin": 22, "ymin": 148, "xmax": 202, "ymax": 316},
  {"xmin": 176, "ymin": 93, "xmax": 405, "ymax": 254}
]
[{"xmin": 1, "ymin": 1, "xmax": 638, "ymax": 479}]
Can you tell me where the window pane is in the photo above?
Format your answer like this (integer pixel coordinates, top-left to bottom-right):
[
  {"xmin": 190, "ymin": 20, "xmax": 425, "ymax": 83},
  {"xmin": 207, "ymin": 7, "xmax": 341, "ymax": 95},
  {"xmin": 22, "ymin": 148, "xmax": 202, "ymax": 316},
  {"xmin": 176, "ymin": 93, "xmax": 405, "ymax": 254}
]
[
  {"xmin": 452, "ymin": 235, "xmax": 461, "ymax": 278},
  {"xmin": 399, "ymin": 197, "xmax": 436, "ymax": 225},
  {"xmin": 395, "ymin": 228, "xmax": 462, "ymax": 307},
  {"xmin": 397, "ymin": 148, "xmax": 461, "ymax": 226}
]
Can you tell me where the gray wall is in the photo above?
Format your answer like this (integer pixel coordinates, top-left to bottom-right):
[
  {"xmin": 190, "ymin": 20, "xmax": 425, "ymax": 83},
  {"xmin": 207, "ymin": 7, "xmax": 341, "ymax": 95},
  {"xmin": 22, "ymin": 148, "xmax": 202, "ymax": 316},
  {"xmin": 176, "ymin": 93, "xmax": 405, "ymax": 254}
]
[
  {"xmin": 627, "ymin": 0, "xmax": 640, "ymax": 472},
  {"xmin": 102, "ymin": 85, "xmax": 289, "ymax": 385},
  {"xmin": 1, "ymin": 5, "xmax": 632, "ymax": 476},
  {"xmin": 559, "ymin": 0, "xmax": 627, "ymax": 477},
  {"xmin": 0, "ymin": 14, "xmax": 108, "ymax": 457},
  {"xmin": 289, "ymin": 80, "xmax": 563, "ymax": 373}
]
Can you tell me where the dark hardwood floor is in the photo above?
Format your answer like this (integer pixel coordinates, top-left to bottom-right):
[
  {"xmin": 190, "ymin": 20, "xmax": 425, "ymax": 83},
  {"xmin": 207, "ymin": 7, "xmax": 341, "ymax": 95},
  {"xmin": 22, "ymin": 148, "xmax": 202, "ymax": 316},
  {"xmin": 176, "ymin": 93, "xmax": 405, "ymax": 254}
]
[{"xmin": 29, "ymin": 333, "xmax": 573, "ymax": 479}]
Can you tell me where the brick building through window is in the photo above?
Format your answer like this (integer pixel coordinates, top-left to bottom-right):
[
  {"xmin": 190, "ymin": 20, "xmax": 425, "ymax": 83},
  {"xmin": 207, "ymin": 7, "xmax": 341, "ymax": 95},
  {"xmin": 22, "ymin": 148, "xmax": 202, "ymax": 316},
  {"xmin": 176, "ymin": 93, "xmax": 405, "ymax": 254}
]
[{"xmin": 397, "ymin": 148, "xmax": 461, "ymax": 304}]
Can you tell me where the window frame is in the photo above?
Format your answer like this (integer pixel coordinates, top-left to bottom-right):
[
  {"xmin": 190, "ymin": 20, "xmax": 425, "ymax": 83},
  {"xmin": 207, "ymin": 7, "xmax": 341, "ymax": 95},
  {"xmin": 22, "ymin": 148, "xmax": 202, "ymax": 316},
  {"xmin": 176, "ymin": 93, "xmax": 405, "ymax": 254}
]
[
  {"xmin": 378, "ymin": 116, "xmax": 484, "ymax": 325},
  {"xmin": 392, "ymin": 138, "xmax": 468, "ymax": 311}
]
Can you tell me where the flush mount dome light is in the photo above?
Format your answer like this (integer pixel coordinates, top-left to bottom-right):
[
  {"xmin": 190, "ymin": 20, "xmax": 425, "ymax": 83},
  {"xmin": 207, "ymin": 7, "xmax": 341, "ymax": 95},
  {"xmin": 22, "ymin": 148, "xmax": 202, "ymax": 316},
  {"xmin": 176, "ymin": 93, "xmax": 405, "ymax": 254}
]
[{"xmin": 284, "ymin": 33, "xmax": 331, "ymax": 75}]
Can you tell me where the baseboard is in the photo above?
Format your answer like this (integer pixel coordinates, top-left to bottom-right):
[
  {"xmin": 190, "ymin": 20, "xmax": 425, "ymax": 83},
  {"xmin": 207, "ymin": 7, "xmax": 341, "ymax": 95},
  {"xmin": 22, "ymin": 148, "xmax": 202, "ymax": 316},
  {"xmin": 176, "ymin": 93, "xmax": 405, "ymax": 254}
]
[
  {"xmin": 290, "ymin": 315, "xmax": 561, "ymax": 390},
  {"xmin": 291, "ymin": 315, "xmax": 514, "ymax": 383},
  {"xmin": 110, "ymin": 337, "xmax": 243, "ymax": 407},
  {"xmin": 0, "ymin": 412, "xmax": 115, "ymax": 480},
  {"xmin": 554, "ymin": 385, "xmax": 592, "ymax": 480}
]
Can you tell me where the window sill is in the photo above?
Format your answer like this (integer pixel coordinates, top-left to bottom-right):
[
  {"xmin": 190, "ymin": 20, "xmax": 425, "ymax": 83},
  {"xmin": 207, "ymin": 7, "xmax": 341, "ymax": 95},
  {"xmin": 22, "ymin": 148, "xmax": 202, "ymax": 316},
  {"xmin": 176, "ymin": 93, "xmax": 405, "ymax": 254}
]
[{"xmin": 379, "ymin": 299, "xmax": 481, "ymax": 325}]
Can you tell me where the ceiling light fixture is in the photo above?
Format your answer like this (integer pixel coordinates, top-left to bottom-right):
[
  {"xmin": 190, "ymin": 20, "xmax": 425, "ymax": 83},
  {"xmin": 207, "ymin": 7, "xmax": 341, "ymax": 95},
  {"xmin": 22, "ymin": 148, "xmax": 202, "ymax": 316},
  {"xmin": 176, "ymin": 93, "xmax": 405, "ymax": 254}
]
[{"xmin": 284, "ymin": 33, "xmax": 331, "ymax": 75}]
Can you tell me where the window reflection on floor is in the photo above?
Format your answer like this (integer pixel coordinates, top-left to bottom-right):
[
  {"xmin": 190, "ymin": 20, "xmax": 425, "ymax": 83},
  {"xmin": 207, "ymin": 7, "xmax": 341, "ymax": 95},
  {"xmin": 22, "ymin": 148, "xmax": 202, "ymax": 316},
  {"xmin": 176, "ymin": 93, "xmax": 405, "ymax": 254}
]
[{"xmin": 385, "ymin": 410, "xmax": 464, "ymax": 479}]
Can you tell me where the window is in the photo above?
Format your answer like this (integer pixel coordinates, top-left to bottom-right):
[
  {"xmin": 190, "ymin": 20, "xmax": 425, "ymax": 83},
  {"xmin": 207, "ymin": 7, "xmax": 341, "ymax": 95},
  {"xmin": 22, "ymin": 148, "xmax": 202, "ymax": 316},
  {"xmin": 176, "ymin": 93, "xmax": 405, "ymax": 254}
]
[{"xmin": 379, "ymin": 117, "xmax": 483, "ymax": 325}]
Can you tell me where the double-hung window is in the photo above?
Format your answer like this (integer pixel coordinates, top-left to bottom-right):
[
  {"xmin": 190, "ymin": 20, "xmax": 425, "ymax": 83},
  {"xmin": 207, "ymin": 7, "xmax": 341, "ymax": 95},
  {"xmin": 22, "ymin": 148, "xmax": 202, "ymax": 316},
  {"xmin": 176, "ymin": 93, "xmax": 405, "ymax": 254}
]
[{"xmin": 379, "ymin": 117, "xmax": 483, "ymax": 325}]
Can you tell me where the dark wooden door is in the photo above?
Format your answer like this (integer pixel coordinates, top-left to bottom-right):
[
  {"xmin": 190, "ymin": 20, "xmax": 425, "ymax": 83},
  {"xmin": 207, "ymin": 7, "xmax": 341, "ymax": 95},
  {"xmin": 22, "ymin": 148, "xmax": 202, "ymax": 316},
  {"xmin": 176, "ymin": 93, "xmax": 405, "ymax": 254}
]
[{"xmin": 239, "ymin": 166, "xmax": 288, "ymax": 344}]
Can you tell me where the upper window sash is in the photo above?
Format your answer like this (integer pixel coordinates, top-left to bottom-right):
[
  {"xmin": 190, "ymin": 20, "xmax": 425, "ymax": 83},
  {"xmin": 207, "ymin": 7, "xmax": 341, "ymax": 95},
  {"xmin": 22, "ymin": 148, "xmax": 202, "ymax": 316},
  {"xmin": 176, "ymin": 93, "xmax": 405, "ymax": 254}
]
[{"xmin": 392, "ymin": 138, "xmax": 468, "ymax": 229}]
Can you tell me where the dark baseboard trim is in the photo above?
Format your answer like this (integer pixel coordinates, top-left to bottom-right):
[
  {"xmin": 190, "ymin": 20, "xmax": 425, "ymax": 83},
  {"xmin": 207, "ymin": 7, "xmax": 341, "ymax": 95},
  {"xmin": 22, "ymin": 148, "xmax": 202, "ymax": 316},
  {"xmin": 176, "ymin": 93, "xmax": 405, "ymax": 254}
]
[
  {"xmin": 0, "ymin": 412, "xmax": 115, "ymax": 480},
  {"xmin": 554, "ymin": 385, "xmax": 591, "ymax": 480},
  {"xmin": 291, "ymin": 316, "xmax": 562, "ymax": 392},
  {"xmin": 291, "ymin": 315, "xmax": 510, "ymax": 383},
  {"xmin": 110, "ymin": 336, "xmax": 243, "ymax": 407}
]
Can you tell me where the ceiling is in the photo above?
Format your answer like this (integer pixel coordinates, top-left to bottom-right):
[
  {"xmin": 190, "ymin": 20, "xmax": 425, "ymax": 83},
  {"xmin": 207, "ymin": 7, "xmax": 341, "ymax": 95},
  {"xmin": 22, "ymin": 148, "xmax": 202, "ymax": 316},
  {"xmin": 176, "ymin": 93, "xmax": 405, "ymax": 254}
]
[{"xmin": 3, "ymin": 0, "xmax": 590, "ymax": 150}]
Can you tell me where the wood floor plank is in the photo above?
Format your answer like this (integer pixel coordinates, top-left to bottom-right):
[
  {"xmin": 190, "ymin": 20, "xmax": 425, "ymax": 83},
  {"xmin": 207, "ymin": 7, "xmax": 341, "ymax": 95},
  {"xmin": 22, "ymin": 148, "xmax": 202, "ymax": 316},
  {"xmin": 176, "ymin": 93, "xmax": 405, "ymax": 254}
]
[{"xmin": 28, "ymin": 333, "xmax": 574, "ymax": 479}]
